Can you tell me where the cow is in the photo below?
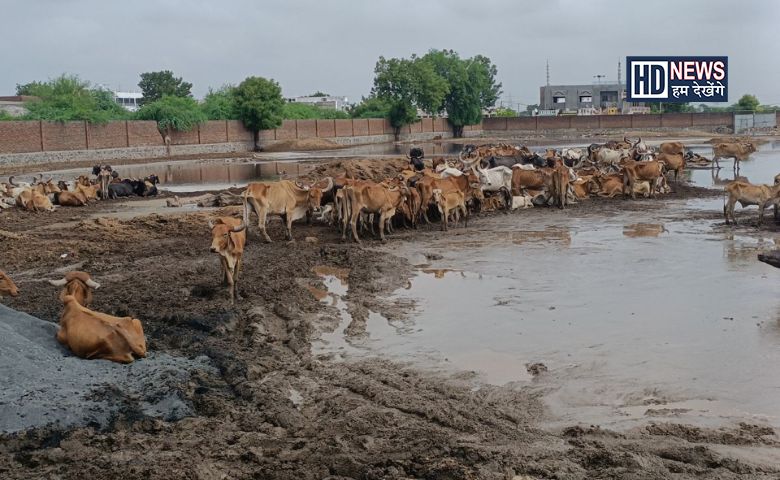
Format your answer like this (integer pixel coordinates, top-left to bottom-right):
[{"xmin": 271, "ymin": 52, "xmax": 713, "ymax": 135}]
[
  {"xmin": 596, "ymin": 147, "xmax": 632, "ymax": 171},
  {"xmin": 550, "ymin": 164, "xmax": 570, "ymax": 208},
  {"xmin": 0, "ymin": 270, "xmax": 19, "ymax": 298},
  {"xmin": 209, "ymin": 216, "xmax": 247, "ymax": 304},
  {"xmin": 407, "ymin": 147, "xmax": 425, "ymax": 171},
  {"xmin": 723, "ymin": 180, "xmax": 780, "ymax": 225},
  {"xmin": 621, "ymin": 160, "xmax": 665, "ymax": 199},
  {"xmin": 141, "ymin": 175, "xmax": 160, "ymax": 196},
  {"xmin": 344, "ymin": 183, "xmax": 407, "ymax": 243},
  {"xmin": 243, "ymin": 179, "xmax": 333, "ymax": 242},
  {"xmin": 77, "ymin": 183, "xmax": 100, "ymax": 201},
  {"xmin": 108, "ymin": 179, "xmax": 141, "ymax": 199},
  {"xmin": 511, "ymin": 167, "xmax": 551, "ymax": 196},
  {"xmin": 49, "ymin": 271, "xmax": 101, "ymax": 307},
  {"xmin": 15, "ymin": 189, "xmax": 55, "ymax": 212},
  {"xmin": 656, "ymin": 152, "xmax": 686, "ymax": 183},
  {"xmin": 54, "ymin": 189, "xmax": 89, "ymax": 207},
  {"xmin": 712, "ymin": 142, "xmax": 756, "ymax": 170},
  {"xmin": 473, "ymin": 166, "xmax": 513, "ymax": 208},
  {"xmin": 57, "ymin": 295, "xmax": 146, "ymax": 364},
  {"xmin": 660, "ymin": 141, "xmax": 685, "ymax": 157},
  {"xmin": 92, "ymin": 165, "xmax": 113, "ymax": 200},
  {"xmin": 432, "ymin": 189, "xmax": 468, "ymax": 231},
  {"xmin": 416, "ymin": 173, "xmax": 483, "ymax": 224}
]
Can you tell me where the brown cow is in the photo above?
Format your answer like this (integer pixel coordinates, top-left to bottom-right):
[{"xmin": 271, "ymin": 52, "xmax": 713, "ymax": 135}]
[
  {"xmin": 15, "ymin": 189, "xmax": 55, "ymax": 212},
  {"xmin": 57, "ymin": 295, "xmax": 146, "ymax": 364},
  {"xmin": 550, "ymin": 164, "xmax": 570, "ymax": 209},
  {"xmin": 54, "ymin": 190, "xmax": 89, "ymax": 207},
  {"xmin": 344, "ymin": 183, "xmax": 407, "ymax": 243},
  {"xmin": 242, "ymin": 179, "xmax": 332, "ymax": 242},
  {"xmin": 432, "ymin": 189, "xmax": 468, "ymax": 231},
  {"xmin": 621, "ymin": 160, "xmax": 664, "ymax": 199},
  {"xmin": 416, "ymin": 173, "xmax": 482, "ymax": 224},
  {"xmin": 209, "ymin": 216, "xmax": 247, "ymax": 304},
  {"xmin": 712, "ymin": 142, "xmax": 756, "ymax": 170},
  {"xmin": 0, "ymin": 270, "xmax": 19, "ymax": 298},
  {"xmin": 656, "ymin": 152, "xmax": 686, "ymax": 183},
  {"xmin": 49, "ymin": 271, "xmax": 101, "ymax": 307},
  {"xmin": 659, "ymin": 142, "xmax": 685, "ymax": 156},
  {"xmin": 723, "ymin": 180, "xmax": 780, "ymax": 225},
  {"xmin": 511, "ymin": 167, "xmax": 551, "ymax": 196}
]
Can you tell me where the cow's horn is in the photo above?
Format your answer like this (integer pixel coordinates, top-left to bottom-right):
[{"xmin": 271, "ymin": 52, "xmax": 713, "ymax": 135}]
[
  {"xmin": 8, "ymin": 176, "xmax": 17, "ymax": 186},
  {"xmin": 231, "ymin": 222, "xmax": 246, "ymax": 233},
  {"xmin": 49, "ymin": 278, "xmax": 68, "ymax": 287},
  {"xmin": 321, "ymin": 177, "xmax": 334, "ymax": 193},
  {"xmin": 208, "ymin": 219, "xmax": 214, "ymax": 229},
  {"xmin": 86, "ymin": 279, "xmax": 101, "ymax": 289}
]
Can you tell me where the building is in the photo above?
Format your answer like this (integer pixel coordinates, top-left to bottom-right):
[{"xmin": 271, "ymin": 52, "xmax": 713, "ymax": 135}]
[
  {"xmin": 113, "ymin": 91, "xmax": 143, "ymax": 112},
  {"xmin": 288, "ymin": 95, "xmax": 349, "ymax": 111},
  {"xmin": 539, "ymin": 81, "xmax": 649, "ymax": 114},
  {"xmin": 0, "ymin": 96, "xmax": 36, "ymax": 117}
]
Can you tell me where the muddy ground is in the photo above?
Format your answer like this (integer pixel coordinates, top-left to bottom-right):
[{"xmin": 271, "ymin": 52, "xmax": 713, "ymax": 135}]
[{"xmin": 1, "ymin": 181, "xmax": 780, "ymax": 479}]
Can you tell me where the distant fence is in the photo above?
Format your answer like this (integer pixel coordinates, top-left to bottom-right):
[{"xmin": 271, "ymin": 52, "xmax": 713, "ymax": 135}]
[
  {"xmin": 482, "ymin": 112, "xmax": 739, "ymax": 132},
  {"xmin": 0, "ymin": 118, "xmax": 476, "ymax": 155}
]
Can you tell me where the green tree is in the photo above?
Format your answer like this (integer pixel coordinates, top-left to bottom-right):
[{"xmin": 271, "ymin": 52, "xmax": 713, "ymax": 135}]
[
  {"xmin": 309, "ymin": 91, "xmax": 329, "ymax": 97},
  {"xmin": 735, "ymin": 94, "xmax": 760, "ymax": 112},
  {"xmin": 138, "ymin": 70, "xmax": 193, "ymax": 105},
  {"xmin": 233, "ymin": 76, "xmax": 285, "ymax": 150},
  {"xmin": 350, "ymin": 96, "xmax": 392, "ymax": 119},
  {"xmin": 524, "ymin": 104, "xmax": 539, "ymax": 116},
  {"xmin": 494, "ymin": 107, "xmax": 517, "ymax": 117},
  {"xmin": 135, "ymin": 95, "xmax": 206, "ymax": 141},
  {"xmin": 16, "ymin": 74, "xmax": 128, "ymax": 123},
  {"xmin": 421, "ymin": 50, "xmax": 501, "ymax": 137},
  {"xmin": 282, "ymin": 102, "xmax": 350, "ymax": 119},
  {"xmin": 201, "ymin": 86, "xmax": 238, "ymax": 120},
  {"xmin": 0, "ymin": 110, "xmax": 15, "ymax": 121}
]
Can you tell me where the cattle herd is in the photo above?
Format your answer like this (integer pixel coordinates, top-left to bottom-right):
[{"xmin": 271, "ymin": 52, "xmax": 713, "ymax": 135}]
[
  {"xmin": 1, "ymin": 137, "xmax": 779, "ymax": 365},
  {"xmin": 0, "ymin": 164, "xmax": 159, "ymax": 212}
]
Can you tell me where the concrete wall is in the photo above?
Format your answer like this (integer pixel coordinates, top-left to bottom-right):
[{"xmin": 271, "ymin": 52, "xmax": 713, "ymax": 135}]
[{"xmin": 483, "ymin": 113, "xmax": 734, "ymax": 133}]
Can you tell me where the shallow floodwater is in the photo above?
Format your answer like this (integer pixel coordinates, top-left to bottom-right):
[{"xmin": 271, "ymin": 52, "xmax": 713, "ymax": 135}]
[{"xmin": 313, "ymin": 148, "xmax": 780, "ymax": 431}]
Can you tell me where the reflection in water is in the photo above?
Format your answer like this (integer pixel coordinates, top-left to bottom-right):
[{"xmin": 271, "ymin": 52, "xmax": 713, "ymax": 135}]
[
  {"xmin": 511, "ymin": 227, "xmax": 571, "ymax": 247},
  {"xmin": 312, "ymin": 265, "xmax": 350, "ymax": 285},
  {"xmin": 420, "ymin": 268, "xmax": 462, "ymax": 279},
  {"xmin": 623, "ymin": 223, "xmax": 667, "ymax": 238}
]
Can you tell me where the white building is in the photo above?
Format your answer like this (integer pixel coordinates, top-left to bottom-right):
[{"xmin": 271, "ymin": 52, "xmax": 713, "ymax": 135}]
[
  {"xmin": 289, "ymin": 95, "xmax": 349, "ymax": 111},
  {"xmin": 113, "ymin": 91, "xmax": 143, "ymax": 112}
]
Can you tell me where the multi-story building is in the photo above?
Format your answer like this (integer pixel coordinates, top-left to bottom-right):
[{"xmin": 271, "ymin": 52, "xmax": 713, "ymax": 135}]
[{"xmin": 288, "ymin": 95, "xmax": 349, "ymax": 111}]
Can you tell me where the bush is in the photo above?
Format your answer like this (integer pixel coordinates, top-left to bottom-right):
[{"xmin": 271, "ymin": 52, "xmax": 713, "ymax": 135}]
[
  {"xmin": 283, "ymin": 102, "xmax": 349, "ymax": 119},
  {"xmin": 135, "ymin": 95, "xmax": 206, "ymax": 137}
]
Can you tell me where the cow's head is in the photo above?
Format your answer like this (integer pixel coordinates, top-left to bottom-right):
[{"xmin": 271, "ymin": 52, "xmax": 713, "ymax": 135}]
[
  {"xmin": 297, "ymin": 178, "xmax": 333, "ymax": 213},
  {"xmin": 744, "ymin": 143, "xmax": 757, "ymax": 153},
  {"xmin": 49, "ymin": 271, "xmax": 100, "ymax": 306},
  {"xmin": 209, "ymin": 218, "xmax": 246, "ymax": 254},
  {"xmin": 0, "ymin": 270, "xmax": 19, "ymax": 298}
]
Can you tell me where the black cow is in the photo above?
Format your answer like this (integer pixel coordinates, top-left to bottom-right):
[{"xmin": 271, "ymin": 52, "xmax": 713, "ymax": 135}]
[
  {"xmin": 408, "ymin": 147, "xmax": 425, "ymax": 171},
  {"xmin": 108, "ymin": 180, "xmax": 137, "ymax": 199}
]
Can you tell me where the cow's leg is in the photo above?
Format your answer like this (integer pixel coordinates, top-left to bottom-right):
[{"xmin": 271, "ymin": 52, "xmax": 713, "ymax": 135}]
[
  {"xmin": 378, "ymin": 210, "xmax": 388, "ymax": 242},
  {"xmin": 724, "ymin": 196, "xmax": 736, "ymax": 225},
  {"xmin": 284, "ymin": 209, "xmax": 294, "ymax": 241},
  {"xmin": 251, "ymin": 200, "xmax": 272, "ymax": 243},
  {"xmin": 220, "ymin": 256, "xmax": 229, "ymax": 286},
  {"xmin": 462, "ymin": 205, "xmax": 469, "ymax": 228},
  {"xmin": 350, "ymin": 209, "xmax": 362, "ymax": 244},
  {"xmin": 225, "ymin": 268, "xmax": 236, "ymax": 304}
]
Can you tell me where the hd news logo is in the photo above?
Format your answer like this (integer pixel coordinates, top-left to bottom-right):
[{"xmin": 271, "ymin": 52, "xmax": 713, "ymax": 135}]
[{"xmin": 626, "ymin": 56, "xmax": 728, "ymax": 103}]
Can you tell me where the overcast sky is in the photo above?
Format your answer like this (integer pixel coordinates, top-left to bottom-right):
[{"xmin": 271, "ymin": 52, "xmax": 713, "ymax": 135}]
[{"xmin": 3, "ymin": 0, "xmax": 779, "ymax": 107}]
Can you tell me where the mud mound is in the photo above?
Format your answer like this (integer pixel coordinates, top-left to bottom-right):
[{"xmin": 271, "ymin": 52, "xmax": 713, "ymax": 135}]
[
  {"xmin": 262, "ymin": 138, "xmax": 344, "ymax": 152},
  {"xmin": 308, "ymin": 157, "xmax": 409, "ymax": 181},
  {"xmin": 0, "ymin": 304, "xmax": 214, "ymax": 434}
]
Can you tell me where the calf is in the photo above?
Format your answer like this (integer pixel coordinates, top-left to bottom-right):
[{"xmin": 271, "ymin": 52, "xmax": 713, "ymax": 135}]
[
  {"xmin": 57, "ymin": 295, "xmax": 146, "ymax": 364},
  {"xmin": 723, "ymin": 180, "xmax": 780, "ymax": 225},
  {"xmin": 49, "ymin": 271, "xmax": 101, "ymax": 307},
  {"xmin": 432, "ymin": 189, "xmax": 468, "ymax": 231},
  {"xmin": 0, "ymin": 270, "xmax": 19, "ymax": 298},
  {"xmin": 657, "ymin": 152, "xmax": 686, "ymax": 183},
  {"xmin": 16, "ymin": 189, "xmax": 55, "ymax": 212},
  {"xmin": 209, "ymin": 216, "xmax": 247, "ymax": 304}
]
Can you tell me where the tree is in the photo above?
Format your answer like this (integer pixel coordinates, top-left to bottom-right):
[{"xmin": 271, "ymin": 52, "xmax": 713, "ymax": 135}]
[
  {"xmin": 233, "ymin": 76, "xmax": 285, "ymax": 150},
  {"xmin": 350, "ymin": 96, "xmax": 392, "ymax": 119},
  {"xmin": 282, "ymin": 102, "xmax": 349, "ymax": 119},
  {"xmin": 735, "ymin": 94, "xmax": 760, "ymax": 112},
  {"xmin": 494, "ymin": 107, "xmax": 517, "ymax": 117},
  {"xmin": 421, "ymin": 50, "xmax": 501, "ymax": 137},
  {"xmin": 524, "ymin": 104, "xmax": 539, "ymax": 116},
  {"xmin": 309, "ymin": 91, "xmax": 329, "ymax": 97},
  {"xmin": 371, "ymin": 55, "xmax": 448, "ymax": 138},
  {"xmin": 138, "ymin": 70, "xmax": 193, "ymax": 105},
  {"xmin": 201, "ymin": 86, "xmax": 238, "ymax": 120},
  {"xmin": 16, "ymin": 74, "xmax": 128, "ymax": 123},
  {"xmin": 135, "ymin": 95, "xmax": 206, "ymax": 142}
]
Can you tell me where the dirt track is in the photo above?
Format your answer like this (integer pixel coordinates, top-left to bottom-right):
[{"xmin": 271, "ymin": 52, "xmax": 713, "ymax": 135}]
[{"xmin": 1, "ymin": 177, "xmax": 780, "ymax": 478}]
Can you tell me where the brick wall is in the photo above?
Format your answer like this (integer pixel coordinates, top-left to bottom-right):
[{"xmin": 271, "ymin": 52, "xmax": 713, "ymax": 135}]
[
  {"xmin": 0, "ymin": 121, "xmax": 42, "ymax": 153},
  {"xmin": 41, "ymin": 122, "xmax": 86, "ymax": 151},
  {"xmin": 199, "ymin": 121, "xmax": 228, "ymax": 144},
  {"xmin": 128, "ymin": 121, "xmax": 163, "ymax": 146}
]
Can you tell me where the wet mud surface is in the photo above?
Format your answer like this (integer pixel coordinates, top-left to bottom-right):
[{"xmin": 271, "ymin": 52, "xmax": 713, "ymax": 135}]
[{"xmin": 1, "ymin": 146, "xmax": 780, "ymax": 478}]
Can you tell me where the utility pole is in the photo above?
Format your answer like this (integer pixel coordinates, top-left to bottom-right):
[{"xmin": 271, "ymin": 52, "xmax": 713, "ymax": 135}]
[
  {"xmin": 546, "ymin": 59, "xmax": 550, "ymax": 87},
  {"xmin": 594, "ymin": 74, "xmax": 605, "ymax": 84}
]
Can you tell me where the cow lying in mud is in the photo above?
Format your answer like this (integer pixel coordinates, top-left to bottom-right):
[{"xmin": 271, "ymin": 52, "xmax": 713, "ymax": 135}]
[
  {"xmin": 209, "ymin": 216, "xmax": 247, "ymax": 304},
  {"xmin": 49, "ymin": 271, "xmax": 101, "ymax": 307},
  {"xmin": 0, "ymin": 270, "xmax": 19, "ymax": 298},
  {"xmin": 57, "ymin": 294, "xmax": 147, "ymax": 364}
]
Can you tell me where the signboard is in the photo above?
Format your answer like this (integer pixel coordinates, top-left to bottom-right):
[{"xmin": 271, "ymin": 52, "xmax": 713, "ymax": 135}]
[{"xmin": 626, "ymin": 56, "xmax": 728, "ymax": 103}]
